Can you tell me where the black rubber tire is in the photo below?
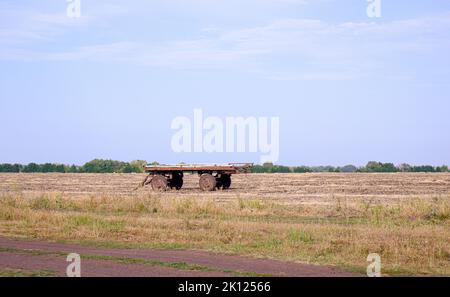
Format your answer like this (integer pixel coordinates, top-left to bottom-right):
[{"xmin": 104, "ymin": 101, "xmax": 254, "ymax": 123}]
[
  {"xmin": 221, "ymin": 174, "xmax": 231, "ymax": 189},
  {"xmin": 169, "ymin": 172, "xmax": 184, "ymax": 190}
]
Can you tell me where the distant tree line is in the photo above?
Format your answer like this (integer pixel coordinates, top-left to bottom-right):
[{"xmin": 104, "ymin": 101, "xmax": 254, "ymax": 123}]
[
  {"xmin": 0, "ymin": 159, "xmax": 148, "ymax": 173},
  {"xmin": 0, "ymin": 160, "xmax": 448, "ymax": 173},
  {"xmin": 251, "ymin": 162, "xmax": 449, "ymax": 173},
  {"xmin": 359, "ymin": 161, "xmax": 449, "ymax": 173}
]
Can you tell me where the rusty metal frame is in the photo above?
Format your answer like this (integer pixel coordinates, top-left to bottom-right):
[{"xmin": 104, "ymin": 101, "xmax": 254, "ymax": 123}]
[{"xmin": 143, "ymin": 163, "xmax": 253, "ymax": 174}]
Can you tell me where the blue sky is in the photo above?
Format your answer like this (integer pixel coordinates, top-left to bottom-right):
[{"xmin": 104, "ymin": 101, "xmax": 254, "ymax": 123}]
[{"xmin": 1, "ymin": 0, "xmax": 450, "ymax": 166}]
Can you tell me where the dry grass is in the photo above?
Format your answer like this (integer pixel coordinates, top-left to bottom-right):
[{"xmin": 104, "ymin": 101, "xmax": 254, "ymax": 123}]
[
  {"xmin": 0, "ymin": 268, "xmax": 56, "ymax": 277},
  {"xmin": 0, "ymin": 190, "xmax": 449, "ymax": 276},
  {"xmin": 0, "ymin": 173, "xmax": 449, "ymax": 275}
]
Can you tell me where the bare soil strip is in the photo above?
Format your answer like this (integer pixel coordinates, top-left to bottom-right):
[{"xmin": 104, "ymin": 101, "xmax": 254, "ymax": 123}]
[
  {"xmin": 0, "ymin": 237, "xmax": 359, "ymax": 277},
  {"xmin": 0, "ymin": 252, "xmax": 231, "ymax": 277}
]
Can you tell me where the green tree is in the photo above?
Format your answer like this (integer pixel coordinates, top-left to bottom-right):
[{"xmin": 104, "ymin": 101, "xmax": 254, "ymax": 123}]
[
  {"xmin": 129, "ymin": 160, "xmax": 147, "ymax": 173},
  {"xmin": 339, "ymin": 165, "xmax": 357, "ymax": 173},
  {"xmin": 23, "ymin": 163, "xmax": 41, "ymax": 172},
  {"xmin": 365, "ymin": 161, "xmax": 382, "ymax": 172},
  {"xmin": 82, "ymin": 159, "xmax": 124, "ymax": 173},
  {"xmin": 398, "ymin": 163, "xmax": 412, "ymax": 172},
  {"xmin": 251, "ymin": 165, "xmax": 268, "ymax": 173},
  {"xmin": 65, "ymin": 165, "xmax": 80, "ymax": 173},
  {"xmin": 412, "ymin": 165, "xmax": 435, "ymax": 172},
  {"xmin": 0, "ymin": 163, "xmax": 22, "ymax": 172},
  {"xmin": 270, "ymin": 165, "xmax": 291, "ymax": 173},
  {"xmin": 365, "ymin": 161, "xmax": 398, "ymax": 172},
  {"xmin": 292, "ymin": 166, "xmax": 312, "ymax": 173}
]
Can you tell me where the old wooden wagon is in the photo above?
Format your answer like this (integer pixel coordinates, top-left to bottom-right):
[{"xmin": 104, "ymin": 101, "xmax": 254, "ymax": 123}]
[{"xmin": 139, "ymin": 163, "xmax": 253, "ymax": 191}]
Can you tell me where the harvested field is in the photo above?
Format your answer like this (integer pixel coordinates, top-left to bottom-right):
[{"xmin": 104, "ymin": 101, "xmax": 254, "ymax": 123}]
[
  {"xmin": 1, "ymin": 173, "xmax": 450, "ymax": 203},
  {"xmin": 0, "ymin": 173, "xmax": 449, "ymax": 276}
]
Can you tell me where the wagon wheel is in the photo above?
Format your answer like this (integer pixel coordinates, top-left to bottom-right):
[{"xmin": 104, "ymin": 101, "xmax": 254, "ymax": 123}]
[
  {"xmin": 221, "ymin": 174, "xmax": 231, "ymax": 190},
  {"xmin": 175, "ymin": 178, "xmax": 183, "ymax": 190},
  {"xmin": 199, "ymin": 173, "xmax": 216, "ymax": 191},
  {"xmin": 140, "ymin": 174, "xmax": 152, "ymax": 187},
  {"xmin": 151, "ymin": 175, "xmax": 168, "ymax": 192},
  {"xmin": 169, "ymin": 172, "xmax": 184, "ymax": 190},
  {"xmin": 215, "ymin": 178, "xmax": 223, "ymax": 189}
]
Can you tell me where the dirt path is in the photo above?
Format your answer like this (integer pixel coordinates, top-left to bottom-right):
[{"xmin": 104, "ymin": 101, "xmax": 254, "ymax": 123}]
[
  {"xmin": 0, "ymin": 252, "xmax": 231, "ymax": 277},
  {"xmin": 0, "ymin": 237, "xmax": 360, "ymax": 277}
]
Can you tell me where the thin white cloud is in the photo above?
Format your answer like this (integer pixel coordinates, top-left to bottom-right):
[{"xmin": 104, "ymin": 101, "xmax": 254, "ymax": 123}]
[
  {"xmin": 0, "ymin": 8, "xmax": 92, "ymax": 45},
  {"xmin": 1, "ymin": 8, "xmax": 450, "ymax": 81}
]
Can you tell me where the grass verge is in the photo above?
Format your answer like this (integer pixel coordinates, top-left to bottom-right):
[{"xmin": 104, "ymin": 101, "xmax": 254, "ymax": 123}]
[{"xmin": 0, "ymin": 193, "xmax": 449, "ymax": 276}]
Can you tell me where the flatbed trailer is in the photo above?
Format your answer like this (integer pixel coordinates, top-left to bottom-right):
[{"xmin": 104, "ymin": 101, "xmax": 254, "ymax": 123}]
[{"xmin": 139, "ymin": 163, "xmax": 253, "ymax": 191}]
